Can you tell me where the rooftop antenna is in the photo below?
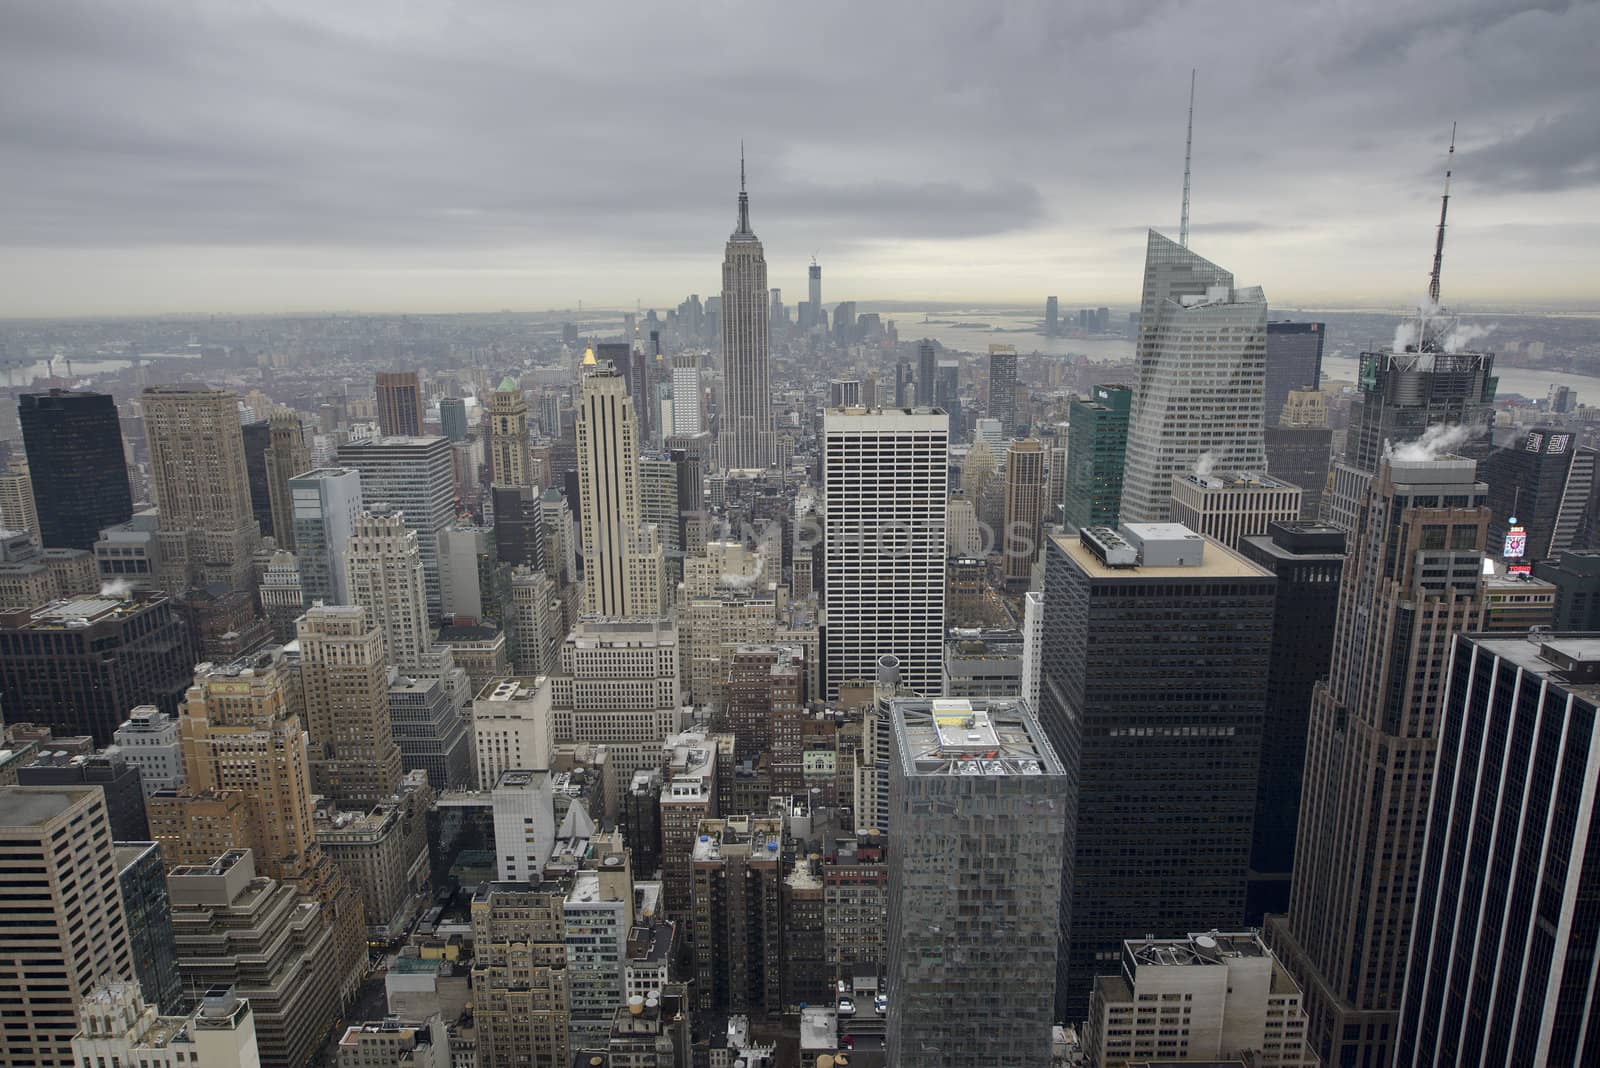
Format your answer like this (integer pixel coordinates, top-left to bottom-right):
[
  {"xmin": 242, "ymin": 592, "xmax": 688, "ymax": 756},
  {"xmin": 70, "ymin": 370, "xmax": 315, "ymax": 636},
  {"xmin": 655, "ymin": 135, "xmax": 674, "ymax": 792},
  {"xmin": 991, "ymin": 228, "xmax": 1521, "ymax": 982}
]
[
  {"xmin": 1428, "ymin": 123, "xmax": 1456, "ymax": 305},
  {"xmin": 736, "ymin": 140, "xmax": 752, "ymax": 234},
  {"xmin": 1180, "ymin": 69, "xmax": 1196, "ymax": 248}
]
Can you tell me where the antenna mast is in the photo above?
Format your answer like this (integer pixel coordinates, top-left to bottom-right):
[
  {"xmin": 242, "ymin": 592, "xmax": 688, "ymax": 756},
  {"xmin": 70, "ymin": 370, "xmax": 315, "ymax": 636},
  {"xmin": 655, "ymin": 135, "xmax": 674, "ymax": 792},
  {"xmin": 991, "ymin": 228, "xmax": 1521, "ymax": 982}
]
[
  {"xmin": 1180, "ymin": 69, "xmax": 1196, "ymax": 248},
  {"xmin": 1428, "ymin": 123, "xmax": 1456, "ymax": 304}
]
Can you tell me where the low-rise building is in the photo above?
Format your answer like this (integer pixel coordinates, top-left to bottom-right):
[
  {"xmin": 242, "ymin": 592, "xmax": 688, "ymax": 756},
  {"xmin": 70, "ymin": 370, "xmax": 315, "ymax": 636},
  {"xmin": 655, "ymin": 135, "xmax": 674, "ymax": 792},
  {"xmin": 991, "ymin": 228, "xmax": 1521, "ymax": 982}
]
[
  {"xmin": 1170, "ymin": 471, "xmax": 1304, "ymax": 551},
  {"xmin": 73, "ymin": 981, "xmax": 262, "ymax": 1068},
  {"xmin": 335, "ymin": 1016, "xmax": 450, "ymax": 1068},
  {"xmin": 1084, "ymin": 931, "xmax": 1315, "ymax": 1068}
]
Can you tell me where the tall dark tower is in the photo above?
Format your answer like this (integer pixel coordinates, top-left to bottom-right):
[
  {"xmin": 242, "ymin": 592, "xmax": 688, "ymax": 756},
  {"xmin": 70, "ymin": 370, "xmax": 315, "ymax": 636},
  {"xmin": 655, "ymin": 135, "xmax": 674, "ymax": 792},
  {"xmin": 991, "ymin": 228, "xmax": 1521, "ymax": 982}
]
[{"xmin": 18, "ymin": 389, "xmax": 133, "ymax": 550}]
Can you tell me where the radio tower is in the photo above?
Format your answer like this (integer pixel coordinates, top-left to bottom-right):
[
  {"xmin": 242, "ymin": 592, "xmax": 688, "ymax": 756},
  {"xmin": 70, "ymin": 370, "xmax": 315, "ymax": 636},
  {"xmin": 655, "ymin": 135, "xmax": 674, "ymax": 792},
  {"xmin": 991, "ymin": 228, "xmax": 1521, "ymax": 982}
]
[
  {"xmin": 1427, "ymin": 123, "xmax": 1456, "ymax": 304},
  {"xmin": 1179, "ymin": 69, "xmax": 1196, "ymax": 248}
]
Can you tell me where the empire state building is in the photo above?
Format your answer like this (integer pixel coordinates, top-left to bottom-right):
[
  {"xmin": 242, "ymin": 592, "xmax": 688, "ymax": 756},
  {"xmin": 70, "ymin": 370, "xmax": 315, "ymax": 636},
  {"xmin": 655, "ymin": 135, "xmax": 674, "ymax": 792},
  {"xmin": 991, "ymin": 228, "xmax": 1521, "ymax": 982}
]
[{"xmin": 719, "ymin": 154, "xmax": 772, "ymax": 470}]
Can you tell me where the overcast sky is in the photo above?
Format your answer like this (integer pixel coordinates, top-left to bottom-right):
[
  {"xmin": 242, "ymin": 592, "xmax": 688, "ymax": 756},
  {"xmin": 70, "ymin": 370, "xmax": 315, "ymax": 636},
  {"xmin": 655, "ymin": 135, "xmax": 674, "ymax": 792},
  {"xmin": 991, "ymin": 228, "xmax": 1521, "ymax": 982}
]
[{"xmin": 1, "ymin": 0, "xmax": 1596, "ymax": 317}]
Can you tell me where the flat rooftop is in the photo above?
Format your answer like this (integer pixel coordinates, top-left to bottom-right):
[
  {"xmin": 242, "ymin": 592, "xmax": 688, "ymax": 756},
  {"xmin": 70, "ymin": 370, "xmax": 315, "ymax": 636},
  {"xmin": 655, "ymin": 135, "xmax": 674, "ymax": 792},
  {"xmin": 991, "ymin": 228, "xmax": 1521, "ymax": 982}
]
[
  {"xmin": 1471, "ymin": 634, "xmax": 1600, "ymax": 703},
  {"xmin": 1052, "ymin": 530, "xmax": 1270, "ymax": 580},
  {"xmin": 893, "ymin": 698, "xmax": 1065, "ymax": 778},
  {"xmin": 0, "ymin": 786, "xmax": 94, "ymax": 828}
]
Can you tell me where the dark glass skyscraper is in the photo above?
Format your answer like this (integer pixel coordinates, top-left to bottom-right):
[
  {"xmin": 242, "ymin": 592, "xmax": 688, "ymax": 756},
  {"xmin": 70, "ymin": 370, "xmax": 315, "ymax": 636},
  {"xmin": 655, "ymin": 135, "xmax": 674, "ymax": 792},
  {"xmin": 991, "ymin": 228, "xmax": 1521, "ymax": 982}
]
[
  {"xmin": 1481, "ymin": 428, "xmax": 1596, "ymax": 563},
  {"xmin": 915, "ymin": 339, "xmax": 936, "ymax": 407},
  {"xmin": 1061, "ymin": 384, "xmax": 1131, "ymax": 530},
  {"xmin": 1264, "ymin": 321, "xmax": 1325, "ymax": 425},
  {"xmin": 18, "ymin": 389, "xmax": 133, "ymax": 550},
  {"xmin": 1397, "ymin": 635, "xmax": 1600, "ymax": 1066},
  {"xmin": 241, "ymin": 418, "xmax": 275, "ymax": 538},
  {"xmin": 1238, "ymin": 521, "xmax": 1345, "ymax": 922},
  {"xmin": 986, "ymin": 345, "xmax": 1018, "ymax": 436},
  {"xmin": 1040, "ymin": 523, "xmax": 1275, "ymax": 1018}
]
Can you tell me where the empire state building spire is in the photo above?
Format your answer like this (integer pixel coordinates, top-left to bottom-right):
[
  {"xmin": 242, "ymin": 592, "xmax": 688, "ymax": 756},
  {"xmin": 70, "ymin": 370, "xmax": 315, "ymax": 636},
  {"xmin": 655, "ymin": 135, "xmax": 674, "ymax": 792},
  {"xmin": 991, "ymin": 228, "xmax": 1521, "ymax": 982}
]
[
  {"xmin": 719, "ymin": 144, "xmax": 772, "ymax": 469},
  {"xmin": 735, "ymin": 140, "xmax": 753, "ymax": 236}
]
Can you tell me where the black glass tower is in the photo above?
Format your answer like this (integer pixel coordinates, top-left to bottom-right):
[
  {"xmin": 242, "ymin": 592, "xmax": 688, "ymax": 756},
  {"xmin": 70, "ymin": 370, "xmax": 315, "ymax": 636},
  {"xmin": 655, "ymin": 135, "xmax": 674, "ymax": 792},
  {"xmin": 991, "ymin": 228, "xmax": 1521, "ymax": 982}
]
[{"xmin": 17, "ymin": 389, "xmax": 133, "ymax": 550}]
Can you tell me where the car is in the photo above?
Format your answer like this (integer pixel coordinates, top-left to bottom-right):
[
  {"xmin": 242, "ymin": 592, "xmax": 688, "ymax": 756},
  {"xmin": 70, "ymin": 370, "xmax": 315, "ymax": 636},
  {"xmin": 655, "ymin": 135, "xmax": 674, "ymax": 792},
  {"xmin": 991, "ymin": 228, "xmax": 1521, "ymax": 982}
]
[
  {"xmin": 874, "ymin": 994, "xmax": 887, "ymax": 1015},
  {"xmin": 837, "ymin": 997, "xmax": 856, "ymax": 1016}
]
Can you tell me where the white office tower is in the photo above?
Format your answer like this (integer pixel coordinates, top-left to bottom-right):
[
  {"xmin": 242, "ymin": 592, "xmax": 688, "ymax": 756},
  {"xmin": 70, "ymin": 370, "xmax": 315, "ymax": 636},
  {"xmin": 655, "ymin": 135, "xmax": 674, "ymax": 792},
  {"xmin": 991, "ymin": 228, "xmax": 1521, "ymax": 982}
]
[
  {"xmin": 490, "ymin": 769, "xmax": 556, "ymax": 882},
  {"xmin": 288, "ymin": 467, "xmax": 363, "ymax": 605},
  {"xmin": 337, "ymin": 436, "xmax": 455, "ymax": 618},
  {"xmin": 1120, "ymin": 231, "xmax": 1268, "ymax": 523},
  {"xmin": 822, "ymin": 406, "xmax": 948, "ymax": 700},
  {"xmin": 473, "ymin": 675, "xmax": 554, "ymax": 789},
  {"xmin": 1021, "ymin": 590, "xmax": 1043, "ymax": 714},
  {"xmin": 113, "ymin": 706, "xmax": 185, "ymax": 796},
  {"xmin": 719, "ymin": 157, "xmax": 773, "ymax": 470},
  {"xmin": 1084, "ymin": 932, "xmax": 1315, "ymax": 1068},
  {"xmin": 74, "ymin": 981, "xmax": 262, "ymax": 1068},
  {"xmin": 345, "ymin": 507, "xmax": 435, "ymax": 673},
  {"xmin": 577, "ymin": 357, "xmax": 666, "ymax": 619},
  {"xmin": 671, "ymin": 354, "xmax": 703, "ymax": 435}
]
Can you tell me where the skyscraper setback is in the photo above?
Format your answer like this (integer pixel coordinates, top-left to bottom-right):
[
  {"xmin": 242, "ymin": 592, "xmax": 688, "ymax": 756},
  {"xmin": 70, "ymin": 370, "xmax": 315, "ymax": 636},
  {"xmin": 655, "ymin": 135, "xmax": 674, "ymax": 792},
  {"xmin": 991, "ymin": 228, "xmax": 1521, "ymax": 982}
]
[
  {"xmin": 1266, "ymin": 454, "xmax": 1490, "ymax": 1067},
  {"xmin": 1120, "ymin": 231, "xmax": 1268, "ymax": 523},
  {"xmin": 719, "ymin": 156, "xmax": 772, "ymax": 470}
]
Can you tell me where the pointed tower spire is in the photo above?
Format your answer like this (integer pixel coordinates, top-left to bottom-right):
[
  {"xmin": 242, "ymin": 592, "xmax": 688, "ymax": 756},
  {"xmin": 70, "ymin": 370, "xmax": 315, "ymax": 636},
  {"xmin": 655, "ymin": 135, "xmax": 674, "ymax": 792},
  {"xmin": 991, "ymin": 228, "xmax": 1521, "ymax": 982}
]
[
  {"xmin": 1428, "ymin": 123, "xmax": 1456, "ymax": 305},
  {"xmin": 736, "ymin": 141, "xmax": 752, "ymax": 235},
  {"xmin": 1180, "ymin": 69, "xmax": 1196, "ymax": 248}
]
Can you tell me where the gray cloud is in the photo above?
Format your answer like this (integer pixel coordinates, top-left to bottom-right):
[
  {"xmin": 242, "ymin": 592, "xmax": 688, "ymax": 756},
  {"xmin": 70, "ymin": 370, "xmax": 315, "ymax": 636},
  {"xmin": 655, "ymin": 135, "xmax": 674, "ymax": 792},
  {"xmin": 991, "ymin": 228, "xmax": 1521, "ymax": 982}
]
[
  {"xmin": 1457, "ymin": 108, "xmax": 1600, "ymax": 192},
  {"xmin": 0, "ymin": 0, "xmax": 1595, "ymax": 312}
]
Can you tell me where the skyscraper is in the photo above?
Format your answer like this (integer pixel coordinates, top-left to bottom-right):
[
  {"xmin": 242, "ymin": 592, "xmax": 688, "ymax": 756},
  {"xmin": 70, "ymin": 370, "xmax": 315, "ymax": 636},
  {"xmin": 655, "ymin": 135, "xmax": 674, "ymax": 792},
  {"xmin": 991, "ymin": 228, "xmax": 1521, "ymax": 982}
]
[
  {"xmin": 822, "ymin": 406, "xmax": 948, "ymax": 700},
  {"xmin": 1120, "ymin": 232, "xmax": 1268, "ymax": 523},
  {"xmin": 1264, "ymin": 321, "xmax": 1325, "ymax": 427},
  {"xmin": 264, "ymin": 408, "xmax": 310, "ymax": 551},
  {"xmin": 0, "ymin": 786, "xmax": 133, "ymax": 1068},
  {"xmin": 1045, "ymin": 295, "xmax": 1060, "ymax": 336},
  {"xmin": 345, "ymin": 507, "xmax": 435, "ymax": 673},
  {"xmin": 1237, "ymin": 521, "xmax": 1346, "ymax": 921},
  {"xmin": 0, "ymin": 461, "xmax": 39, "ymax": 539},
  {"xmin": 1062, "ymin": 384, "xmax": 1131, "ymax": 530},
  {"xmin": 1170, "ymin": 470, "xmax": 1304, "ymax": 551},
  {"xmin": 375, "ymin": 371, "xmax": 424, "ymax": 437},
  {"xmin": 337, "ymin": 435, "xmax": 454, "ymax": 618},
  {"xmin": 288, "ymin": 467, "xmax": 363, "ymax": 605},
  {"xmin": 298, "ymin": 604, "xmax": 403, "ymax": 806},
  {"xmin": 577, "ymin": 357, "xmax": 665, "ymax": 619},
  {"xmin": 18, "ymin": 389, "xmax": 133, "ymax": 550},
  {"xmin": 142, "ymin": 385, "xmax": 262, "ymax": 592},
  {"xmin": 1265, "ymin": 454, "xmax": 1489, "ymax": 1067},
  {"xmin": 885, "ymin": 697, "xmax": 1068, "ymax": 1068},
  {"xmin": 719, "ymin": 155, "xmax": 772, "ymax": 470},
  {"xmin": 1041, "ymin": 523, "xmax": 1275, "ymax": 1017},
  {"xmin": 0, "ymin": 592, "xmax": 196, "ymax": 744},
  {"xmin": 1323, "ymin": 314, "xmax": 1496, "ymax": 533},
  {"xmin": 1397, "ymin": 634, "xmax": 1600, "ymax": 1067},
  {"xmin": 915, "ymin": 339, "xmax": 936, "ymax": 407},
  {"xmin": 488, "ymin": 377, "xmax": 533, "ymax": 488},
  {"xmin": 670, "ymin": 354, "xmax": 702, "ymax": 436},
  {"xmin": 986, "ymin": 344, "xmax": 1018, "ymax": 436},
  {"xmin": 438, "ymin": 395, "xmax": 468, "ymax": 441},
  {"xmin": 1482, "ymin": 427, "xmax": 1596, "ymax": 564},
  {"xmin": 807, "ymin": 260, "xmax": 822, "ymax": 327},
  {"xmin": 1002, "ymin": 438, "xmax": 1045, "ymax": 588}
]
